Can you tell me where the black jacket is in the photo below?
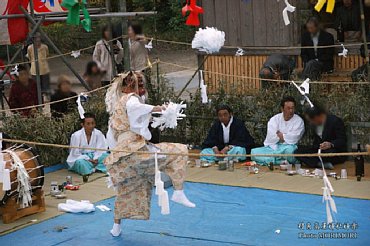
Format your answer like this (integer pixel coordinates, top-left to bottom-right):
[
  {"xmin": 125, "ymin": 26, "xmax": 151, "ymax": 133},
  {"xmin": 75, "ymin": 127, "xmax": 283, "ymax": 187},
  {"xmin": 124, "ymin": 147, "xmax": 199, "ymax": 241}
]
[
  {"xmin": 50, "ymin": 91, "xmax": 77, "ymax": 118},
  {"xmin": 263, "ymin": 54, "xmax": 293, "ymax": 78},
  {"xmin": 312, "ymin": 114, "xmax": 347, "ymax": 152},
  {"xmin": 301, "ymin": 30, "xmax": 335, "ymax": 72},
  {"xmin": 202, "ymin": 118, "xmax": 254, "ymax": 153}
]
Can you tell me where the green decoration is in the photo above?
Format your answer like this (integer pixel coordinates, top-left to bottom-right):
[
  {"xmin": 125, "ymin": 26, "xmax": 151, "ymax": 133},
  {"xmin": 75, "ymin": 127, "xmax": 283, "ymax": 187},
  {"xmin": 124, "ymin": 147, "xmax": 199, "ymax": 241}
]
[{"xmin": 61, "ymin": 0, "xmax": 92, "ymax": 32}]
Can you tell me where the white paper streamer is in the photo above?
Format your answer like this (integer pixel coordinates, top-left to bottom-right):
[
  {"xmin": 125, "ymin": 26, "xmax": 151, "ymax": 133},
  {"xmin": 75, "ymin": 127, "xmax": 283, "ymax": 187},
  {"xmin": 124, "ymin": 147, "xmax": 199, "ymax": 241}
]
[
  {"xmin": 76, "ymin": 93, "xmax": 88, "ymax": 119},
  {"xmin": 192, "ymin": 27, "xmax": 225, "ymax": 54},
  {"xmin": 145, "ymin": 38, "xmax": 153, "ymax": 51},
  {"xmin": 279, "ymin": 0, "xmax": 296, "ymax": 25},
  {"xmin": 235, "ymin": 47, "xmax": 245, "ymax": 56},
  {"xmin": 154, "ymin": 153, "xmax": 170, "ymax": 215},
  {"xmin": 71, "ymin": 50, "xmax": 81, "ymax": 58},
  {"xmin": 291, "ymin": 79, "xmax": 314, "ymax": 108},
  {"xmin": 318, "ymin": 149, "xmax": 337, "ymax": 223},
  {"xmin": 338, "ymin": 44, "xmax": 348, "ymax": 58},
  {"xmin": 199, "ymin": 70, "xmax": 208, "ymax": 104},
  {"xmin": 151, "ymin": 102, "xmax": 186, "ymax": 131},
  {"xmin": 10, "ymin": 65, "xmax": 19, "ymax": 77}
]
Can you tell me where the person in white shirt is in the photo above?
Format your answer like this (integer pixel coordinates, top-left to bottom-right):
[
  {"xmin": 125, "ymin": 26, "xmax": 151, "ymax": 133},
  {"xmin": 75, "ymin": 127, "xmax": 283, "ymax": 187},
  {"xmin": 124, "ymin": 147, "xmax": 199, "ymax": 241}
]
[
  {"xmin": 67, "ymin": 113, "xmax": 108, "ymax": 176},
  {"xmin": 251, "ymin": 96, "xmax": 305, "ymax": 165}
]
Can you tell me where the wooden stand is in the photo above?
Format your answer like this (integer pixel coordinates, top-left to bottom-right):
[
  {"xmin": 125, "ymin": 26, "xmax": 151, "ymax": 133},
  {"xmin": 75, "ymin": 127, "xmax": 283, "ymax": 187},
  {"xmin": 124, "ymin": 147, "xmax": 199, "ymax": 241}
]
[{"xmin": 0, "ymin": 189, "xmax": 45, "ymax": 224}]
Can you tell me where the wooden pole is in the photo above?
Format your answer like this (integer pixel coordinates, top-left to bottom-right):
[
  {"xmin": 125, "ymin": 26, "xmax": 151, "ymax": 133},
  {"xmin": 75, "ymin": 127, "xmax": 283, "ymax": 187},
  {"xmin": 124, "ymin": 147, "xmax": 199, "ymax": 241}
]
[
  {"xmin": 119, "ymin": 0, "xmax": 130, "ymax": 71},
  {"xmin": 29, "ymin": 1, "xmax": 43, "ymax": 106},
  {"xmin": 359, "ymin": 0, "xmax": 370, "ymax": 81},
  {"xmin": 105, "ymin": 0, "xmax": 117, "ymax": 78}
]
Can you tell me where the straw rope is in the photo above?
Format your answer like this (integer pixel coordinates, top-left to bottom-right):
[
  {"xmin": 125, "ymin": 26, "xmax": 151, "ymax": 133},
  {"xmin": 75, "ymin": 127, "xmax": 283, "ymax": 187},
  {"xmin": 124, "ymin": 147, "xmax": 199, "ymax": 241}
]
[{"xmin": 0, "ymin": 138, "xmax": 369, "ymax": 158}]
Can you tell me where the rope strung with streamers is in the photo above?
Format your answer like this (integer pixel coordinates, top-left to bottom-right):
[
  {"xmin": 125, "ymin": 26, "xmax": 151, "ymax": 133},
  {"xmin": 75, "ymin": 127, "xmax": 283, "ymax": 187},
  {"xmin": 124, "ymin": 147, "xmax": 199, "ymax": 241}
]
[
  {"xmin": 318, "ymin": 149, "xmax": 338, "ymax": 223},
  {"xmin": 154, "ymin": 153, "xmax": 170, "ymax": 215},
  {"xmin": 0, "ymin": 138, "xmax": 369, "ymax": 158}
]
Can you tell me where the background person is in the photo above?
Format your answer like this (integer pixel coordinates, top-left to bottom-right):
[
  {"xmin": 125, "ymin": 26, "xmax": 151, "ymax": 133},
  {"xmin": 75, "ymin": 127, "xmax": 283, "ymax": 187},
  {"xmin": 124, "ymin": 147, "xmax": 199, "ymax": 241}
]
[
  {"xmin": 9, "ymin": 65, "xmax": 38, "ymax": 117},
  {"xmin": 50, "ymin": 75, "xmax": 77, "ymax": 118},
  {"xmin": 93, "ymin": 25, "xmax": 123, "ymax": 86},
  {"xmin": 83, "ymin": 61, "xmax": 103, "ymax": 90},
  {"xmin": 200, "ymin": 105, "xmax": 254, "ymax": 163}
]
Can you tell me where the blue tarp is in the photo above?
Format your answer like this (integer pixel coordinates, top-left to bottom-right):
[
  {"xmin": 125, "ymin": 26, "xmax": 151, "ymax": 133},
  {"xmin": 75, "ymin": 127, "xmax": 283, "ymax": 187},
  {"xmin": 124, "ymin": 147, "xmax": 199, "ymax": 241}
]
[{"xmin": 1, "ymin": 183, "xmax": 369, "ymax": 246}]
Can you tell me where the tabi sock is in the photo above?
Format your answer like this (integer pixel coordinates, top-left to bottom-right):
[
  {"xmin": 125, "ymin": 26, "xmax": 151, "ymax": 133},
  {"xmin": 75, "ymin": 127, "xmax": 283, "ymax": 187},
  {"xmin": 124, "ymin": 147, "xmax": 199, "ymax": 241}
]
[
  {"xmin": 171, "ymin": 190, "xmax": 196, "ymax": 208},
  {"xmin": 110, "ymin": 223, "xmax": 121, "ymax": 237}
]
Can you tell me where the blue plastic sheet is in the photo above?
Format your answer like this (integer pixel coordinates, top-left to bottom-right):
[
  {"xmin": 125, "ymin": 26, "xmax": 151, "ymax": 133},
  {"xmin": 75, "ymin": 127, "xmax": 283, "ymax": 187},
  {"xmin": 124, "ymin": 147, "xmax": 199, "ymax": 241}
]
[{"xmin": 1, "ymin": 182, "xmax": 369, "ymax": 246}]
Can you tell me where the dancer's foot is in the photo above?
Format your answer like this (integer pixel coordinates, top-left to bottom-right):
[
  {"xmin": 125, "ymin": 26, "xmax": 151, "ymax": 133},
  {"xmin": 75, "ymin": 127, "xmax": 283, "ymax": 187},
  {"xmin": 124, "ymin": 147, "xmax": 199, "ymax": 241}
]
[
  {"xmin": 171, "ymin": 190, "xmax": 196, "ymax": 208},
  {"xmin": 110, "ymin": 223, "xmax": 121, "ymax": 237}
]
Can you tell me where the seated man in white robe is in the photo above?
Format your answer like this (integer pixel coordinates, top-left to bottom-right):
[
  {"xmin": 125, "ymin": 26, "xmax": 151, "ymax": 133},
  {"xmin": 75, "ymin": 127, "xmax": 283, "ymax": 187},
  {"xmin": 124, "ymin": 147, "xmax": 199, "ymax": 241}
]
[
  {"xmin": 251, "ymin": 96, "xmax": 305, "ymax": 165},
  {"xmin": 67, "ymin": 113, "xmax": 108, "ymax": 176}
]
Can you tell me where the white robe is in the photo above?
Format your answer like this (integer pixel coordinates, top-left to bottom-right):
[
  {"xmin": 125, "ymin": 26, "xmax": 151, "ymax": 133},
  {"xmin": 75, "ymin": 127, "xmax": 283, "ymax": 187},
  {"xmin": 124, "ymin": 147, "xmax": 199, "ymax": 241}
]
[
  {"xmin": 263, "ymin": 113, "xmax": 305, "ymax": 150},
  {"xmin": 67, "ymin": 128, "xmax": 108, "ymax": 168},
  {"xmin": 106, "ymin": 96, "xmax": 154, "ymax": 149}
]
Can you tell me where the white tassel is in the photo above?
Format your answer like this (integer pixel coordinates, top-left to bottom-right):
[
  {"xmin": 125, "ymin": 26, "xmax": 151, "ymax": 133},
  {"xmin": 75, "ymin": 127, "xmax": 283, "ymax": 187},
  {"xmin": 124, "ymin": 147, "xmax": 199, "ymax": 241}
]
[
  {"xmin": 338, "ymin": 44, "xmax": 348, "ymax": 58},
  {"xmin": 318, "ymin": 149, "xmax": 337, "ymax": 224},
  {"xmin": 154, "ymin": 153, "xmax": 170, "ymax": 215},
  {"xmin": 10, "ymin": 65, "xmax": 19, "ymax": 77},
  {"xmin": 151, "ymin": 102, "xmax": 186, "ymax": 131},
  {"xmin": 279, "ymin": 0, "xmax": 296, "ymax": 25},
  {"xmin": 145, "ymin": 38, "xmax": 153, "ymax": 51},
  {"xmin": 199, "ymin": 70, "xmax": 208, "ymax": 104},
  {"xmin": 235, "ymin": 47, "xmax": 245, "ymax": 56},
  {"xmin": 76, "ymin": 93, "xmax": 87, "ymax": 119},
  {"xmin": 192, "ymin": 27, "xmax": 225, "ymax": 54}
]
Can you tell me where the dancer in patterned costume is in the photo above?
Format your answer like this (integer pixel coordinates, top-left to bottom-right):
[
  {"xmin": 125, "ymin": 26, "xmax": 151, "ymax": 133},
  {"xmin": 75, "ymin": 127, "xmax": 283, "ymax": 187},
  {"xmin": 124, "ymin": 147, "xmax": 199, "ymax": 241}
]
[{"xmin": 104, "ymin": 71, "xmax": 195, "ymax": 237}]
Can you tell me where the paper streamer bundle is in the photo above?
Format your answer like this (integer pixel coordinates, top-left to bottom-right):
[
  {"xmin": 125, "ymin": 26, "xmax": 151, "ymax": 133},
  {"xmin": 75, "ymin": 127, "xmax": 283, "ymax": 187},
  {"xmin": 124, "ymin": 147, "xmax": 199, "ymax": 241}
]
[
  {"xmin": 279, "ymin": 0, "xmax": 296, "ymax": 25},
  {"xmin": 3, "ymin": 149, "xmax": 33, "ymax": 208},
  {"xmin": 314, "ymin": 0, "xmax": 335, "ymax": 13},
  {"xmin": 0, "ymin": 133, "xmax": 11, "ymax": 192},
  {"xmin": 151, "ymin": 102, "xmax": 186, "ymax": 131},
  {"xmin": 291, "ymin": 79, "xmax": 314, "ymax": 108},
  {"xmin": 192, "ymin": 27, "xmax": 225, "ymax": 54},
  {"xmin": 235, "ymin": 48, "xmax": 245, "ymax": 56},
  {"xmin": 10, "ymin": 65, "xmax": 19, "ymax": 77},
  {"xmin": 58, "ymin": 199, "xmax": 95, "ymax": 213},
  {"xmin": 145, "ymin": 38, "xmax": 153, "ymax": 51},
  {"xmin": 199, "ymin": 70, "xmax": 208, "ymax": 104},
  {"xmin": 154, "ymin": 153, "xmax": 170, "ymax": 215},
  {"xmin": 318, "ymin": 149, "xmax": 337, "ymax": 223}
]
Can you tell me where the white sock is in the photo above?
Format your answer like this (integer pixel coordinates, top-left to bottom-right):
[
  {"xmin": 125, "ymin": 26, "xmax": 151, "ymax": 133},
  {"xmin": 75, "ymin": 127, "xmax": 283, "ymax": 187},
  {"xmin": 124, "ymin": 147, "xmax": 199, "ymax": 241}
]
[
  {"xmin": 110, "ymin": 223, "xmax": 121, "ymax": 237},
  {"xmin": 171, "ymin": 190, "xmax": 196, "ymax": 208}
]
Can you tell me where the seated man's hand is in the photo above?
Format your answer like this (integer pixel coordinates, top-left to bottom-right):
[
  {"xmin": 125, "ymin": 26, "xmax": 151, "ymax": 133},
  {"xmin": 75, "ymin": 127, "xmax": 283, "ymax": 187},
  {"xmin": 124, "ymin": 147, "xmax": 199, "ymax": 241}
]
[
  {"xmin": 212, "ymin": 147, "xmax": 221, "ymax": 155},
  {"xmin": 276, "ymin": 131, "xmax": 284, "ymax": 143},
  {"xmin": 220, "ymin": 146, "xmax": 229, "ymax": 155},
  {"xmin": 89, "ymin": 159, "xmax": 98, "ymax": 166},
  {"xmin": 320, "ymin": 141, "xmax": 333, "ymax": 150}
]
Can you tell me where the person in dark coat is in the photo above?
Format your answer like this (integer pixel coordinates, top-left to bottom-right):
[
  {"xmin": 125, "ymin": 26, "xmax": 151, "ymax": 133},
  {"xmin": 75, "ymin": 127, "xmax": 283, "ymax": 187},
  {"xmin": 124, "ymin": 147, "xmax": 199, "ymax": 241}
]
[
  {"xmin": 200, "ymin": 104, "xmax": 254, "ymax": 162},
  {"xmin": 294, "ymin": 106, "xmax": 347, "ymax": 170},
  {"xmin": 50, "ymin": 75, "xmax": 77, "ymax": 118},
  {"xmin": 301, "ymin": 17, "xmax": 335, "ymax": 81}
]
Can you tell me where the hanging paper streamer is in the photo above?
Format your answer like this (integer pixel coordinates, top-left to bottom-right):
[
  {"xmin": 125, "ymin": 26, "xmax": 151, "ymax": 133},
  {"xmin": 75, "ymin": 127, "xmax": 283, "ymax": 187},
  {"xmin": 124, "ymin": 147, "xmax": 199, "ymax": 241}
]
[
  {"xmin": 0, "ymin": 132, "xmax": 11, "ymax": 192},
  {"xmin": 76, "ymin": 93, "xmax": 88, "ymax": 119},
  {"xmin": 192, "ymin": 27, "xmax": 225, "ymax": 54},
  {"xmin": 314, "ymin": 0, "xmax": 335, "ymax": 13},
  {"xmin": 235, "ymin": 47, "xmax": 245, "ymax": 56},
  {"xmin": 10, "ymin": 65, "xmax": 19, "ymax": 77},
  {"xmin": 61, "ymin": 0, "xmax": 91, "ymax": 32},
  {"xmin": 318, "ymin": 149, "xmax": 338, "ymax": 223},
  {"xmin": 338, "ymin": 44, "xmax": 348, "ymax": 58},
  {"xmin": 291, "ymin": 79, "xmax": 314, "ymax": 108},
  {"xmin": 145, "ymin": 38, "xmax": 153, "ymax": 51},
  {"xmin": 278, "ymin": 0, "xmax": 296, "ymax": 25},
  {"xmin": 182, "ymin": 0, "xmax": 204, "ymax": 26},
  {"xmin": 154, "ymin": 153, "xmax": 170, "ymax": 215},
  {"xmin": 71, "ymin": 50, "xmax": 81, "ymax": 58},
  {"xmin": 199, "ymin": 70, "xmax": 208, "ymax": 104},
  {"xmin": 151, "ymin": 102, "xmax": 186, "ymax": 131},
  {"xmin": 40, "ymin": 0, "xmax": 55, "ymax": 7}
]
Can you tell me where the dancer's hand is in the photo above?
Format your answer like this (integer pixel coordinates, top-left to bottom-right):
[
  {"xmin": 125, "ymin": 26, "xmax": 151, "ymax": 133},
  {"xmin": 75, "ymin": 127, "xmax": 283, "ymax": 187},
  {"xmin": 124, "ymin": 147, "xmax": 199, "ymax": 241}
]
[{"xmin": 152, "ymin": 106, "xmax": 163, "ymax": 112}]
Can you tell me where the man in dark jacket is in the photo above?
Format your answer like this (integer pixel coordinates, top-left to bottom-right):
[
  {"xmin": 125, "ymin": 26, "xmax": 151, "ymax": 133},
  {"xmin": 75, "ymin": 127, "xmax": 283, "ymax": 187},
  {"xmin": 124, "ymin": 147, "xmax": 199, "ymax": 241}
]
[
  {"xmin": 200, "ymin": 104, "xmax": 254, "ymax": 162},
  {"xmin": 294, "ymin": 106, "xmax": 347, "ymax": 169},
  {"xmin": 301, "ymin": 17, "xmax": 335, "ymax": 81},
  {"xmin": 259, "ymin": 54, "xmax": 295, "ymax": 88}
]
